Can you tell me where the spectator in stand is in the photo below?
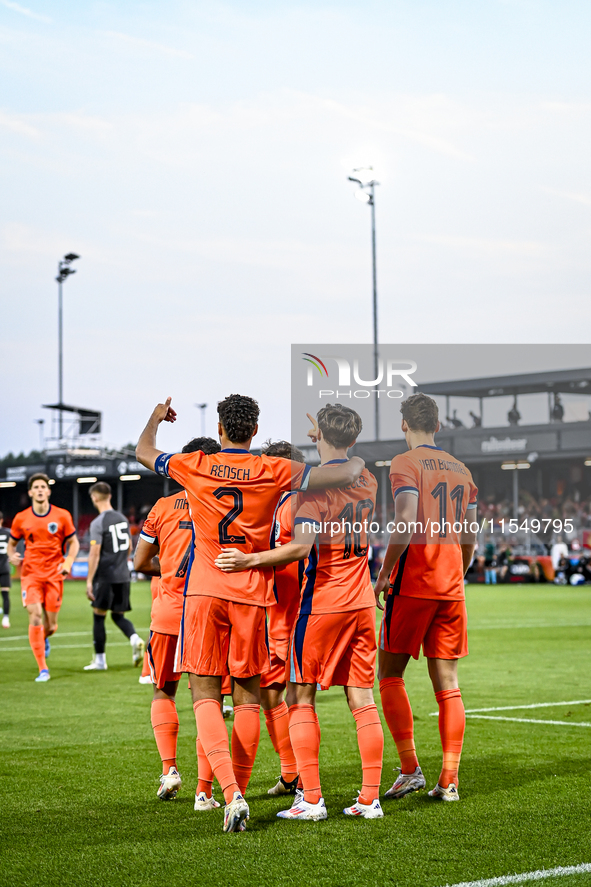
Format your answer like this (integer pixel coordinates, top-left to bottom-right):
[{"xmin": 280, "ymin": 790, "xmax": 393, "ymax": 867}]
[
  {"xmin": 469, "ymin": 411, "xmax": 482, "ymax": 428},
  {"xmin": 497, "ymin": 546, "xmax": 512, "ymax": 582},
  {"xmin": 551, "ymin": 536, "xmax": 569, "ymax": 581},
  {"xmin": 446, "ymin": 409, "xmax": 464, "ymax": 428},
  {"xmin": 483, "ymin": 543, "xmax": 497, "ymax": 585}
]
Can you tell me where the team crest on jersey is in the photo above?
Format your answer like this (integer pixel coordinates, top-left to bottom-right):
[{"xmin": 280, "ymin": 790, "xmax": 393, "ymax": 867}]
[{"xmin": 48, "ymin": 522, "xmax": 58, "ymax": 534}]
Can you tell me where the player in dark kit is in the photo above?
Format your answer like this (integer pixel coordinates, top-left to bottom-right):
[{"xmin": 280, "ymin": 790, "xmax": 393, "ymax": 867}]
[
  {"xmin": 83, "ymin": 482, "xmax": 144, "ymax": 671},
  {"xmin": 0, "ymin": 512, "xmax": 12, "ymax": 628}
]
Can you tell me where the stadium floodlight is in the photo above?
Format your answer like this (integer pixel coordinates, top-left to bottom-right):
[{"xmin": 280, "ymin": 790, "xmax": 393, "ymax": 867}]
[
  {"xmin": 347, "ymin": 167, "xmax": 380, "ymax": 441},
  {"xmin": 55, "ymin": 252, "xmax": 81, "ymax": 441},
  {"xmin": 76, "ymin": 476, "xmax": 97, "ymax": 484},
  {"xmin": 0, "ymin": 481, "xmax": 17, "ymax": 488},
  {"xmin": 120, "ymin": 474, "xmax": 141, "ymax": 481}
]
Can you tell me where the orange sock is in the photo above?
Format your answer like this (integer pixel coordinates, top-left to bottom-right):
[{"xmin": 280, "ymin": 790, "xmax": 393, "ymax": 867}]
[
  {"xmin": 193, "ymin": 699, "xmax": 239, "ymax": 803},
  {"xmin": 288, "ymin": 704, "xmax": 321, "ymax": 804},
  {"xmin": 231, "ymin": 704, "xmax": 261, "ymax": 795},
  {"xmin": 264, "ymin": 702, "xmax": 298, "ymax": 782},
  {"xmin": 151, "ymin": 698, "xmax": 179, "ymax": 772},
  {"xmin": 352, "ymin": 704, "xmax": 384, "ymax": 805},
  {"xmin": 141, "ymin": 651, "xmax": 150, "ymax": 678},
  {"xmin": 29, "ymin": 625, "xmax": 47, "ymax": 672},
  {"xmin": 435, "ymin": 688, "xmax": 465, "ymax": 787},
  {"xmin": 196, "ymin": 736, "xmax": 214, "ymax": 795},
  {"xmin": 379, "ymin": 677, "xmax": 419, "ymax": 774}
]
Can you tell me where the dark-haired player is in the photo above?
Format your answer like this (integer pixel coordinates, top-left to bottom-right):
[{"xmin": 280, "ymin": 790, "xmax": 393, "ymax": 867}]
[
  {"xmin": 260, "ymin": 440, "xmax": 305, "ymax": 797},
  {"xmin": 0, "ymin": 512, "xmax": 12, "ymax": 628},
  {"xmin": 134, "ymin": 436, "xmax": 223, "ymax": 806},
  {"xmin": 218, "ymin": 405, "xmax": 384, "ymax": 822},
  {"xmin": 8, "ymin": 474, "xmax": 79, "ymax": 681},
  {"xmin": 83, "ymin": 482, "xmax": 143, "ymax": 671},
  {"xmin": 136, "ymin": 394, "xmax": 365, "ymax": 833},
  {"xmin": 374, "ymin": 393, "xmax": 477, "ymax": 802}
]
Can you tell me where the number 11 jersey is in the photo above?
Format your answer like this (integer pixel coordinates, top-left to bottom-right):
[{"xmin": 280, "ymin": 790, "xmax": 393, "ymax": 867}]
[
  {"xmin": 155, "ymin": 448, "xmax": 311, "ymax": 606},
  {"xmin": 388, "ymin": 445, "xmax": 478, "ymax": 601}
]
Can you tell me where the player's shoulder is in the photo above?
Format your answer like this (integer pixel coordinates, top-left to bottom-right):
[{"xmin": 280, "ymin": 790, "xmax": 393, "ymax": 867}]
[{"xmin": 52, "ymin": 504, "xmax": 74, "ymax": 520}]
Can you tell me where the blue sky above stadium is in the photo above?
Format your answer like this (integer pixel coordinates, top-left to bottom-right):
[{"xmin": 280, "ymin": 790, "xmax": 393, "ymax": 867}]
[{"xmin": 1, "ymin": 0, "xmax": 590, "ymax": 455}]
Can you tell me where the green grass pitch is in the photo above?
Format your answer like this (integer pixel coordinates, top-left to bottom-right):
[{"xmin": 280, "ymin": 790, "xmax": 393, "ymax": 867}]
[{"xmin": 1, "ymin": 581, "xmax": 590, "ymax": 887}]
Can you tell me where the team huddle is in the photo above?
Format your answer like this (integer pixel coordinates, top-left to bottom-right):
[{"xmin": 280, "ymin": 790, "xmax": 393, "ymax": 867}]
[{"xmin": 7, "ymin": 390, "xmax": 477, "ymax": 834}]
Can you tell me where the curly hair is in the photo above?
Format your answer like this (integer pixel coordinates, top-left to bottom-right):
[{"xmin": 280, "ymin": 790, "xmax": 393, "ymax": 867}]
[
  {"xmin": 182, "ymin": 437, "xmax": 221, "ymax": 455},
  {"xmin": 317, "ymin": 404, "xmax": 362, "ymax": 449},
  {"xmin": 400, "ymin": 392, "xmax": 439, "ymax": 433},
  {"xmin": 262, "ymin": 439, "xmax": 305, "ymax": 463},
  {"xmin": 217, "ymin": 394, "xmax": 260, "ymax": 444}
]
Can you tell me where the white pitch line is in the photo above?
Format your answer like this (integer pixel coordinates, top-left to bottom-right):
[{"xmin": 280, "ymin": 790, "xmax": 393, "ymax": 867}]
[
  {"xmin": 0, "ymin": 641, "xmax": 139, "ymax": 653},
  {"xmin": 466, "ymin": 700, "xmax": 591, "ymax": 713},
  {"xmin": 465, "ymin": 715, "xmax": 591, "ymax": 728},
  {"xmin": 441, "ymin": 862, "xmax": 591, "ymax": 887},
  {"xmin": 0, "ymin": 628, "xmax": 150, "ymax": 643}
]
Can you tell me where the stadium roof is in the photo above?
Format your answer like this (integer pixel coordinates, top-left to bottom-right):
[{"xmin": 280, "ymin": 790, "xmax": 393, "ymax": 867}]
[{"xmin": 418, "ymin": 366, "xmax": 591, "ymax": 399}]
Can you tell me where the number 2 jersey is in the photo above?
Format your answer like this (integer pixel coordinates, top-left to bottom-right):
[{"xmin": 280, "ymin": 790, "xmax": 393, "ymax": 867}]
[
  {"xmin": 388, "ymin": 445, "xmax": 478, "ymax": 601},
  {"xmin": 139, "ymin": 492, "xmax": 193, "ymax": 635},
  {"xmin": 10, "ymin": 505, "xmax": 76, "ymax": 579},
  {"xmin": 294, "ymin": 462, "xmax": 378, "ymax": 615},
  {"xmin": 155, "ymin": 448, "xmax": 311, "ymax": 607},
  {"xmin": 89, "ymin": 510, "xmax": 131, "ymax": 584}
]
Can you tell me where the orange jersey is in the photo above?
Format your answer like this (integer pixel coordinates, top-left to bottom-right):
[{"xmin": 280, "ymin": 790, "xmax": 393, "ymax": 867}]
[
  {"xmin": 294, "ymin": 462, "xmax": 377, "ymax": 615},
  {"xmin": 10, "ymin": 505, "xmax": 76, "ymax": 579},
  {"xmin": 156, "ymin": 449, "xmax": 310, "ymax": 607},
  {"xmin": 140, "ymin": 492, "xmax": 193, "ymax": 635},
  {"xmin": 388, "ymin": 445, "xmax": 478, "ymax": 601},
  {"xmin": 269, "ymin": 492, "xmax": 305, "ymax": 642}
]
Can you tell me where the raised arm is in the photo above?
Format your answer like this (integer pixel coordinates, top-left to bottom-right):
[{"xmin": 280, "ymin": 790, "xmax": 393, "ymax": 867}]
[
  {"xmin": 373, "ymin": 491, "xmax": 418, "ymax": 609},
  {"xmin": 307, "ymin": 457, "xmax": 364, "ymax": 490},
  {"xmin": 136, "ymin": 397, "xmax": 177, "ymax": 471},
  {"xmin": 215, "ymin": 522, "xmax": 315, "ymax": 573}
]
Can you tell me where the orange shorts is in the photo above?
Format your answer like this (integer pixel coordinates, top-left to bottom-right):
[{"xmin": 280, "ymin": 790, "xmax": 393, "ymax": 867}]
[
  {"xmin": 260, "ymin": 635, "xmax": 289, "ymax": 689},
  {"xmin": 21, "ymin": 576, "xmax": 63, "ymax": 613},
  {"xmin": 178, "ymin": 594, "xmax": 269, "ymax": 680},
  {"xmin": 288, "ymin": 607, "xmax": 377, "ymax": 689},
  {"xmin": 147, "ymin": 631, "xmax": 182, "ymax": 689},
  {"xmin": 379, "ymin": 594, "xmax": 468, "ymax": 660}
]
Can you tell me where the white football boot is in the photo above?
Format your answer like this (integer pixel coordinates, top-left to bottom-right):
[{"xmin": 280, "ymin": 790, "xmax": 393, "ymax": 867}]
[
  {"xmin": 131, "ymin": 636, "xmax": 145, "ymax": 667},
  {"xmin": 343, "ymin": 796, "xmax": 384, "ymax": 819},
  {"xmin": 384, "ymin": 766, "xmax": 426, "ymax": 799},
  {"xmin": 428, "ymin": 782, "xmax": 459, "ymax": 801},
  {"xmin": 223, "ymin": 792, "xmax": 249, "ymax": 832},
  {"xmin": 157, "ymin": 766, "xmax": 182, "ymax": 800},
  {"xmin": 84, "ymin": 658, "xmax": 108, "ymax": 671},
  {"xmin": 277, "ymin": 796, "xmax": 328, "ymax": 821},
  {"xmin": 2, "ymin": 616, "xmax": 10, "ymax": 628},
  {"xmin": 267, "ymin": 775, "xmax": 299, "ymax": 796},
  {"xmin": 35, "ymin": 669, "xmax": 50, "ymax": 682},
  {"xmin": 194, "ymin": 791, "xmax": 221, "ymax": 811}
]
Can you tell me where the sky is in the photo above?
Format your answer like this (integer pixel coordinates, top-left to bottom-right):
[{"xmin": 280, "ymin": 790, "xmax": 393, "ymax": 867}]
[{"xmin": 1, "ymin": 0, "xmax": 590, "ymax": 456}]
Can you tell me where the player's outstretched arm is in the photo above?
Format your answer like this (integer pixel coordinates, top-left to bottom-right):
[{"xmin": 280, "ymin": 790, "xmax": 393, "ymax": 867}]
[
  {"xmin": 136, "ymin": 397, "xmax": 177, "ymax": 471},
  {"xmin": 215, "ymin": 523, "xmax": 314, "ymax": 572},
  {"xmin": 307, "ymin": 457, "xmax": 364, "ymax": 490},
  {"xmin": 134, "ymin": 537, "xmax": 161, "ymax": 577},
  {"xmin": 374, "ymin": 492, "xmax": 418, "ymax": 609}
]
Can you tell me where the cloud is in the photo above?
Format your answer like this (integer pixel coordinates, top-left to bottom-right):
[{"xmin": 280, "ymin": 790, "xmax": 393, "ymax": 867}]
[
  {"xmin": 0, "ymin": 0, "xmax": 50, "ymax": 23},
  {"xmin": 0, "ymin": 109, "xmax": 39, "ymax": 137},
  {"xmin": 100, "ymin": 30, "xmax": 194, "ymax": 59},
  {"xmin": 539, "ymin": 186, "xmax": 591, "ymax": 207}
]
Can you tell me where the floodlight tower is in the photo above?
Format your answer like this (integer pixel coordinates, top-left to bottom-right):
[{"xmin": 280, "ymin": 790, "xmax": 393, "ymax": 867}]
[
  {"xmin": 55, "ymin": 253, "xmax": 80, "ymax": 439},
  {"xmin": 348, "ymin": 168, "xmax": 380, "ymax": 439}
]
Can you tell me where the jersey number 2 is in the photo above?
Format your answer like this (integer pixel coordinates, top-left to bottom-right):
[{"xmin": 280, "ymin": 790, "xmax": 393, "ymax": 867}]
[{"xmin": 214, "ymin": 487, "xmax": 246, "ymax": 545}]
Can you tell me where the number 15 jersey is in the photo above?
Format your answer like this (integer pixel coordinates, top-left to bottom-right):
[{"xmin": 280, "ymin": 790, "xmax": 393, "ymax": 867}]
[
  {"xmin": 155, "ymin": 448, "xmax": 311, "ymax": 606},
  {"xmin": 388, "ymin": 445, "xmax": 478, "ymax": 601},
  {"xmin": 89, "ymin": 509, "xmax": 131, "ymax": 583}
]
